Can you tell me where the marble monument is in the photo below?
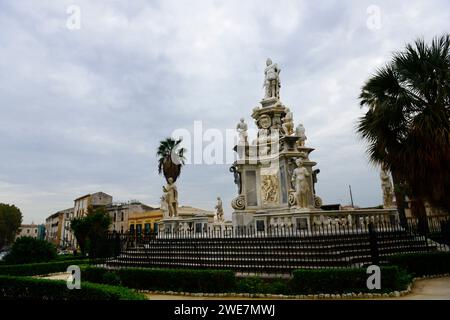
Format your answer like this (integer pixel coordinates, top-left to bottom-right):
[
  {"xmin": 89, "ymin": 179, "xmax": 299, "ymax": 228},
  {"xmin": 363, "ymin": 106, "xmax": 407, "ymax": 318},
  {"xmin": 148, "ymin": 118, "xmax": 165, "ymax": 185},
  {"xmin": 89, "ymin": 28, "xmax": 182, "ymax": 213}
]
[{"xmin": 230, "ymin": 58, "xmax": 398, "ymax": 232}]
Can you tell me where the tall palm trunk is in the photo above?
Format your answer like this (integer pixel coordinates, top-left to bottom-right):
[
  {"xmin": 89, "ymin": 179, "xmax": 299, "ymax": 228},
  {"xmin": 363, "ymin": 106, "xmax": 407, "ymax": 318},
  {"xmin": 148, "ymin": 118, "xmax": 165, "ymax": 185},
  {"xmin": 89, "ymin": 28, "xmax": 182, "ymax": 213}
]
[
  {"xmin": 391, "ymin": 170, "xmax": 407, "ymax": 228},
  {"xmin": 410, "ymin": 198, "xmax": 429, "ymax": 234}
]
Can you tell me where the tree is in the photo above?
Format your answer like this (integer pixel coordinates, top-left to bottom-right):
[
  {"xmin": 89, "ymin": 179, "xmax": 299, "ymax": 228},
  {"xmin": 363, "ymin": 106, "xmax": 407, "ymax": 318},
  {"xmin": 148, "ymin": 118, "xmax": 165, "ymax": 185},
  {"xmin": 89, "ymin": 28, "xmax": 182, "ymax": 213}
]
[
  {"xmin": 70, "ymin": 206, "xmax": 112, "ymax": 256},
  {"xmin": 0, "ymin": 203, "xmax": 22, "ymax": 249},
  {"xmin": 157, "ymin": 138, "xmax": 187, "ymax": 182},
  {"xmin": 358, "ymin": 35, "xmax": 450, "ymax": 222},
  {"xmin": 4, "ymin": 237, "xmax": 56, "ymax": 264}
]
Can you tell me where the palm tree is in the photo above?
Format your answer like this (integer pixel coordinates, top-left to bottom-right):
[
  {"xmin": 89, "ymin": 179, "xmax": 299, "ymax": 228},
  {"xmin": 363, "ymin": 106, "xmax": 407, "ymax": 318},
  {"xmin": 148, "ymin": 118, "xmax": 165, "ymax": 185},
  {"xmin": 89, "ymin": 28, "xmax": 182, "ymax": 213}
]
[
  {"xmin": 358, "ymin": 35, "xmax": 450, "ymax": 225},
  {"xmin": 157, "ymin": 138, "xmax": 187, "ymax": 183}
]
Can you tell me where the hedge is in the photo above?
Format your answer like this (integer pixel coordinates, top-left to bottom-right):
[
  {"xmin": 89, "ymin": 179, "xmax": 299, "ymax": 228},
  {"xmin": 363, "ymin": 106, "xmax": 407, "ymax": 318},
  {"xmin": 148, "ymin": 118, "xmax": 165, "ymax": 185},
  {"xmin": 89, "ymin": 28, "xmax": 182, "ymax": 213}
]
[
  {"xmin": 291, "ymin": 266, "xmax": 411, "ymax": 294},
  {"xmin": 82, "ymin": 266, "xmax": 236, "ymax": 292},
  {"xmin": 387, "ymin": 252, "xmax": 450, "ymax": 277},
  {"xmin": 54, "ymin": 255, "xmax": 89, "ymax": 262},
  {"xmin": 235, "ymin": 276, "xmax": 291, "ymax": 294},
  {"xmin": 0, "ymin": 260, "xmax": 88, "ymax": 276},
  {"xmin": 81, "ymin": 266, "xmax": 412, "ymax": 295},
  {"xmin": 0, "ymin": 275, "xmax": 145, "ymax": 300}
]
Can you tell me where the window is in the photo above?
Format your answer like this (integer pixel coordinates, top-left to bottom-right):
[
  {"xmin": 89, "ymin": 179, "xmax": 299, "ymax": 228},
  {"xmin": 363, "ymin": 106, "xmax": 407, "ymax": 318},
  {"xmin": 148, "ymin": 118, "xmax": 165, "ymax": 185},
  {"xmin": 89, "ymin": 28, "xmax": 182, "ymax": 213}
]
[
  {"xmin": 114, "ymin": 213, "xmax": 116, "ymax": 221},
  {"xmin": 129, "ymin": 224, "xmax": 135, "ymax": 234},
  {"xmin": 121, "ymin": 212, "xmax": 124, "ymax": 221},
  {"xmin": 27, "ymin": 229, "xmax": 30, "ymax": 234},
  {"xmin": 144, "ymin": 223, "xmax": 150, "ymax": 234}
]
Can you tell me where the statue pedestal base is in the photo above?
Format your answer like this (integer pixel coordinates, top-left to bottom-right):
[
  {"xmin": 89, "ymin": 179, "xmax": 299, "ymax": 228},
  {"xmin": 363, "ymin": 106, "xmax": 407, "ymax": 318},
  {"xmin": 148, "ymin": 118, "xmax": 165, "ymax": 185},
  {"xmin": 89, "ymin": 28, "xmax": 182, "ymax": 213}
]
[
  {"xmin": 157, "ymin": 214, "xmax": 232, "ymax": 237},
  {"xmin": 233, "ymin": 208, "xmax": 399, "ymax": 234},
  {"xmin": 232, "ymin": 211, "xmax": 255, "ymax": 228}
]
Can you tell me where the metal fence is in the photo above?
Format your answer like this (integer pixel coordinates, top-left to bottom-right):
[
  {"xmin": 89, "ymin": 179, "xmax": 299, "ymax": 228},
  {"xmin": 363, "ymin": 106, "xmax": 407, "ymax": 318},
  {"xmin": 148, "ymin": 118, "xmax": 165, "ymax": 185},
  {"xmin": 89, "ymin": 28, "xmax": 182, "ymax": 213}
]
[{"xmin": 93, "ymin": 216, "xmax": 450, "ymax": 275}]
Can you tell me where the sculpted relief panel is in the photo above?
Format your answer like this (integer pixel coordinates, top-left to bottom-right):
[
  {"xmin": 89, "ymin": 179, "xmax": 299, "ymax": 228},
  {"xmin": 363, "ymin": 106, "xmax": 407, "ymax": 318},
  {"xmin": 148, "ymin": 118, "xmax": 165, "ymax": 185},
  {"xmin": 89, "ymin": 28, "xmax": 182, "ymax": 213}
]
[{"xmin": 261, "ymin": 174, "xmax": 279, "ymax": 205}]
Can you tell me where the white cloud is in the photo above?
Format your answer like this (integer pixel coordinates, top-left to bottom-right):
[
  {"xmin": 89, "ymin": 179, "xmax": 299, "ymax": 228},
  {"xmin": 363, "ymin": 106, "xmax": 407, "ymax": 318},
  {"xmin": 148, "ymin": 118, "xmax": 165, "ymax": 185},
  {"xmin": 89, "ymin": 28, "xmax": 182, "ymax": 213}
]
[{"xmin": 0, "ymin": 0, "xmax": 448, "ymax": 223}]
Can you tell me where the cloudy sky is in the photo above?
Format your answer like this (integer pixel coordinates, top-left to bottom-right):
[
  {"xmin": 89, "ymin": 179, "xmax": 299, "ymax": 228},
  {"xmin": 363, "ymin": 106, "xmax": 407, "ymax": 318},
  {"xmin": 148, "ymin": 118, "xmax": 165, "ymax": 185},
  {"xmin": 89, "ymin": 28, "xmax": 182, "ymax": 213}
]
[{"xmin": 0, "ymin": 1, "xmax": 448, "ymax": 223}]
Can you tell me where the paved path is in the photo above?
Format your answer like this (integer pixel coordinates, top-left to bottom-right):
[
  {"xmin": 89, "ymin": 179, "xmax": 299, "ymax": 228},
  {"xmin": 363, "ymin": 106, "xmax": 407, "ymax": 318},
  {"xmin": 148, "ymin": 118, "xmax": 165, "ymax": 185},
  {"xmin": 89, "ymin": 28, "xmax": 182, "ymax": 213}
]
[
  {"xmin": 388, "ymin": 277, "xmax": 450, "ymax": 300},
  {"xmin": 38, "ymin": 273, "xmax": 450, "ymax": 300}
]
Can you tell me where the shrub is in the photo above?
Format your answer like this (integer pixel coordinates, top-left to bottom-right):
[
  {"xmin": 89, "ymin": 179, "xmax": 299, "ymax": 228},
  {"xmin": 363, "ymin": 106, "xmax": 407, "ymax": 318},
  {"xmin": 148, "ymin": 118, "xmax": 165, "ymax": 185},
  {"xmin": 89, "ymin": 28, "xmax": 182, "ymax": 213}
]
[
  {"xmin": 82, "ymin": 266, "xmax": 124, "ymax": 285},
  {"xmin": 81, "ymin": 266, "xmax": 108, "ymax": 283},
  {"xmin": 235, "ymin": 277, "xmax": 290, "ymax": 295},
  {"xmin": 81, "ymin": 267, "xmax": 235, "ymax": 292},
  {"xmin": 118, "ymin": 268, "xmax": 235, "ymax": 292},
  {"xmin": 0, "ymin": 276, "xmax": 145, "ymax": 300},
  {"xmin": 0, "ymin": 260, "xmax": 88, "ymax": 276},
  {"xmin": 236, "ymin": 276, "xmax": 267, "ymax": 293},
  {"xmin": 102, "ymin": 272, "xmax": 121, "ymax": 286},
  {"xmin": 54, "ymin": 254, "xmax": 87, "ymax": 262},
  {"xmin": 291, "ymin": 267, "xmax": 411, "ymax": 294},
  {"xmin": 4, "ymin": 237, "xmax": 56, "ymax": 264},
  {"xmin": 387, "ymin": 252, "xmax": 450, "ymax": 277}
]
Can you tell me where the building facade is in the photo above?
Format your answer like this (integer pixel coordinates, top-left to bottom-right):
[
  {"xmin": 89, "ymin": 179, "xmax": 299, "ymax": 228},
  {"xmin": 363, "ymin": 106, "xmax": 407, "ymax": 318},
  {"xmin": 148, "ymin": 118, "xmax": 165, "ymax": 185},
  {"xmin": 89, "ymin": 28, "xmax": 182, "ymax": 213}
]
[
  {"xmin": 128, "ymin": 209, "xmax": 163, "ymax": 235},
  {"xmin": 16, "ymin": 224, "xmax": 39, "ymax": 239},
  {"xmin": 106, "ymin": 201, "xmax": 155, "ymax": 234},
  {"xmin": 45, "ymin": 211, "xmax": 65, "ymax": 246},
  {"xmin": 74, "ymin": 192, "xmax": 113, "ymax": 218},
  {"xmin": 59, "ymin": 208, "xmax": 74, "ymax": 249}
]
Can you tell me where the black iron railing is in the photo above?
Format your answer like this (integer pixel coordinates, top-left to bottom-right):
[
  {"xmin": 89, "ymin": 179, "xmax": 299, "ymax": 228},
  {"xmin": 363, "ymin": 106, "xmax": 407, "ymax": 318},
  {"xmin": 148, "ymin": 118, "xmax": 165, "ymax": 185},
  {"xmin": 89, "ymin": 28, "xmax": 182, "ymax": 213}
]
[{"xmin": 90, "ymin": 216, "xmax": 449, "ymax": 275}]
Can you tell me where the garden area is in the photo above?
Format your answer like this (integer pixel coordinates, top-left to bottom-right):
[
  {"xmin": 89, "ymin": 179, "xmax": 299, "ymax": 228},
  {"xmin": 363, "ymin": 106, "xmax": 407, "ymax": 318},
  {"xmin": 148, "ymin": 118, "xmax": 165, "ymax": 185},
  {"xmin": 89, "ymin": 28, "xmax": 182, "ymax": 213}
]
[{"xmin": 1, "ymin": 236, "xmax": 450, "ymax": 300}]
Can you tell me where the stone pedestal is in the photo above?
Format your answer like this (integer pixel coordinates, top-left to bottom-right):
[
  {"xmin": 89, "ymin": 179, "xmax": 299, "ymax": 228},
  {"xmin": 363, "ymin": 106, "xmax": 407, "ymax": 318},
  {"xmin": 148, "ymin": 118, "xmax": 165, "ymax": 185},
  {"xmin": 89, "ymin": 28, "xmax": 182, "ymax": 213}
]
[
  {"xmin": 157, "ymin": 213, "xmax": 231, "ymax": 237},
  {"xmin": 232, "ymin": 211, "xmax": 255, "ymax": 228}
]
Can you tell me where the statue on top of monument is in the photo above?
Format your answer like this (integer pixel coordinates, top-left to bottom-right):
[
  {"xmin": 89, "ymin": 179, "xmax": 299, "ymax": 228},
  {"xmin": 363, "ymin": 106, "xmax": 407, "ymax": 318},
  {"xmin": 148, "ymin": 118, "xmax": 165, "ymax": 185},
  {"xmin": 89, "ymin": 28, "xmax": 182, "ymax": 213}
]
[
  {"xmin": 215, "ymin": 197, "xmax": 224, "ymax": 223},
  {"xmin": 291, "ymin": 158, "xmax": 311, "ymax": 209},
  {"xmin": 282, "ymin": 108, "xmax": 294, "ymax": 136},
  {"xmin": 295, "ymin": 123, "xmax": 307, "ymax": 146},
  {"xmin": 263, "ymin": 58, "xmax": 281, "ymax": 100},
  {"xmin": 160, "ymin": 195, "xmax": 169, "ymax": 218},
  {"xmin": 380, "ymin": 166, "xmax": 395, "ymax": 208},
  {"xmin": 236, "ymin": 118, "xmax": 248, "ymax": 145},
  {"xmin": 163, "ymin": 177, "xmax": 178, "ymax": 217}
]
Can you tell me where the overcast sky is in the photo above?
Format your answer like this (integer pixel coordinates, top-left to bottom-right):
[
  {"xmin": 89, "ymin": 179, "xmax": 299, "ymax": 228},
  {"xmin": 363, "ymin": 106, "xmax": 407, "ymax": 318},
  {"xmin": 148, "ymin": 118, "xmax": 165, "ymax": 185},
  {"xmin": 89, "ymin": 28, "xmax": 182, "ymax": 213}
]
[{"xmin": 0, "ymin": 1, "xmax": 448, "ymax": 224}]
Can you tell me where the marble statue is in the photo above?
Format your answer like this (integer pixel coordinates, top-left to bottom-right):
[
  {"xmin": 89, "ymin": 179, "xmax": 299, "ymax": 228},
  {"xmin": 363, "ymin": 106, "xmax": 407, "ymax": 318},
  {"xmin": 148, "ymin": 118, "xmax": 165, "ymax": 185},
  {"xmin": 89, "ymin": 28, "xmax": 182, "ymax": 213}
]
[
  {"xmin": 263, "ymin": 58, "xmax": 281, "ymax": 99},
  {"xmin": 163, "ymin": 177, "xmax": 178, "ymax": 217},
  {"xmin": 160, "ymin": 195, "xmax": 169, "ymax": 218},
  {"xmin": 380, "ymin": 166, "xmax": 395, "ymax": 208},
  {"xmin": 295, "ymin": 123, "xmax": 307, "ymax": 146},
  {"xmin": 282, "ymin": 108, "xmax": 294, "ymax": 136},
  {"xmin": 236, "ymin": 118, "xmax": 248, "ymax": 145},
  {"xmin": 291, "ymin": 158, "xmax": 311, "ymax": 208},
  {"xmin": 215, "ymin": 197, "xmax": 224, "ymax": 222}
]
